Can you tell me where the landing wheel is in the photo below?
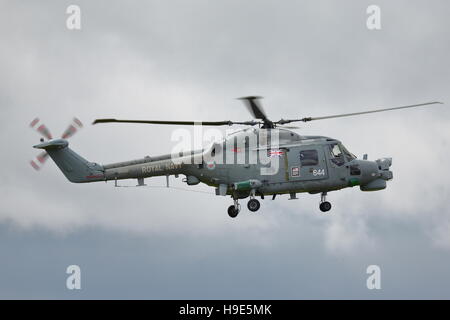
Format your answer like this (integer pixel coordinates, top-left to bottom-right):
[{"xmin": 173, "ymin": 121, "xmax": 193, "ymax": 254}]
[
  {"xmin": 319, "ymin": 201, "xmax": 332, "ymax": 212},
  {"xmin": 247, "ymin": 199, "xmax": 261, "ymax": 212},
  {"xmin": 227, "ymin": 205, "xmax": 240, "ymax": 218}
]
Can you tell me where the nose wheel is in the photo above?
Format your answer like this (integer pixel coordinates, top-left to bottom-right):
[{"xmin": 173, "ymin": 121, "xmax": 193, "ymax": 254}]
[
  {"xmin": 319, "ymin": 192, "xmax": 332, "ymax": 212},
  {"xmin": 319, "ymin": 201, "xmax": 332, "ymax": 212}
]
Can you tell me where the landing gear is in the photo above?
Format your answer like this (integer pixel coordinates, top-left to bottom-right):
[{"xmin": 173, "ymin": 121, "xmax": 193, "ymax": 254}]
[
  {"xmin": 228, "ymin": 199, "xmax": 241, "ymax": 218},
  {"xmin": 228, "ymin": 188, "xmax": 263, "ymax": 217},
  {"xmin": 247, "ymin": 198, "xmax": 261, "ymax": 212},
  {"xmin": 227, "ymin": 205, "xmax": 240, "ymax": 218},
  {"xmin": 319, "ymin": 201, "xmax": 332, "ymax": 212},
  {"xmin": 319, "ymin": 192, "xmax": 332, "ymax": 212}
]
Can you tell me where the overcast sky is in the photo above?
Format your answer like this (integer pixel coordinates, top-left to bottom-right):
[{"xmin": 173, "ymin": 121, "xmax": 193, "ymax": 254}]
[{"xmin": 0, "ymin": 0, "xmax": 449, "ymax": 299}]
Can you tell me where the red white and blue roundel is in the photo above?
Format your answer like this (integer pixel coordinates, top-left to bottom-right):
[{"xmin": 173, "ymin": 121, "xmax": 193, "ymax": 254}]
[
  {"xmin": 206, "ymin": 161, "xmax": 216, "ymax": 170},
  {"xmin": 268, "ymin": 149, "xmax": 284, "ymax": 157}
]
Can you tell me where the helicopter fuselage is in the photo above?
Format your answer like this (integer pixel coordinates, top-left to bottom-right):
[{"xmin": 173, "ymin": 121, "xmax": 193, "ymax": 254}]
[
  {"xmin": 34, "ymin": 127, "xmax": 393, "ymax": 216},
  {"xmin": 77, "ymin": 128, "xmax": 393, "ymax": 198}
]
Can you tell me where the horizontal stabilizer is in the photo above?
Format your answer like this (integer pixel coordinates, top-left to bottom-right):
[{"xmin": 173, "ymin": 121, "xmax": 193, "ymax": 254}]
[{"xmin": 33, "ymin": 139, "xmax": 68, "ymax": 150}]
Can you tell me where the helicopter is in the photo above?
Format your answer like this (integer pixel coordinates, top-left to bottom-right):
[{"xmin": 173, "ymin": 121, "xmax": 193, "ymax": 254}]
[{"xmin": 32, "ymin": 97, "xmax": 443, "ymax": 218}]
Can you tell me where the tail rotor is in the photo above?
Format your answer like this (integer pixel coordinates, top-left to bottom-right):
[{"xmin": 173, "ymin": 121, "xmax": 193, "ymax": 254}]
[{"xmin": 29, "ymin": 117, "xmax": 83, "ymax": 170}]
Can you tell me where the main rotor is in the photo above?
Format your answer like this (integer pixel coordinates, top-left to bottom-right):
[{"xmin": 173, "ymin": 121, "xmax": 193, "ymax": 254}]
[
  {"xmin": 237, "ymin": 96, "xmax": 274, "ymax": 129},
  {"xmin": 92, "ymin": 96, "xmax": 443, "ymax": 130}
]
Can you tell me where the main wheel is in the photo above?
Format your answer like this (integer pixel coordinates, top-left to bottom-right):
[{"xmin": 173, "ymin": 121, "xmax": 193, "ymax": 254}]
[
  {"xmin": 319, "ymin": 201, "xmax": 332, "ymax": 212},
  {"xmin": 247, "ymin": 199, "xmax": 261, "ymax": 212},
  {"xmin": 227, "ymin": 205, "xmax": 239, "ymax": 218}
]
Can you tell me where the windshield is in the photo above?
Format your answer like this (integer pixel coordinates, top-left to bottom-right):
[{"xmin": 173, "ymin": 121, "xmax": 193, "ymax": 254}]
[
  {"xmin": 340, "ymin": 144, "xmax": 356, "ymax": 161},
  {"xmin": 328, "ymin": 143, "xmax": 345, "ymax": 166}
]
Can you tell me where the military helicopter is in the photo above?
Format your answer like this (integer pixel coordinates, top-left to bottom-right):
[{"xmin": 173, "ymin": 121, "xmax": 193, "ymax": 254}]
[{"xmin": 32, "ymin": 97, "xmax": 443, "ymax": 218}]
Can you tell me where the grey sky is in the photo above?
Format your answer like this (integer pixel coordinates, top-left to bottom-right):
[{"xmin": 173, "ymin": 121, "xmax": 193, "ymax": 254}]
[{"xmin": 0, "ymin": 0, "xmax": 449, "ymax": 299}]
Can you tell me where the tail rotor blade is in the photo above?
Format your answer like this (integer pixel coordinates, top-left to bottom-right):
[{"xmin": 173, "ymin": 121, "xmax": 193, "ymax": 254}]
[
  {"xmin": 36, "ymin": 151, "xmax": 49, "ymax": 164},
  {"xmin": 73, "ymin": 117, "xmax": 83, "ymax": 128},
  {"xmin": 29, "ymin": 118, "xmax": 53, "ymax": 140},
  {"xmin": 30, "ymin": 151, "xmax": 48, "ymax": 170},
  {"xmin": 61, "ymin": 117, "xmax": 83, "ymax": 139},
  {"xmin": 30, "ymin": 160, "xmax": 41, "ymax": 171}
]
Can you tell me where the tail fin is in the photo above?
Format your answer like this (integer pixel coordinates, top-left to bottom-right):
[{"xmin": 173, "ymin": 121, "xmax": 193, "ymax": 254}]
[{"xmin": 33, "ymin": 139, "xmax": 104, "ymax": 183}]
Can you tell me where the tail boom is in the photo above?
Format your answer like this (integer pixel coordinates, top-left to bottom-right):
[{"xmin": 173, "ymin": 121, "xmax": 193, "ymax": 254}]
[
  {"xmin": 34, "ymin": 139, "xmax": 104, "ymax": 183},
  {"xmin": 33, "ymin": 139, "xmax": 191, "ymax": 184}
]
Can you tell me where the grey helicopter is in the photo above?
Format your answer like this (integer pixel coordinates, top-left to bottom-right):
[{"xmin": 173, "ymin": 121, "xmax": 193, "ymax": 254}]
[{"xmin": 31, "ymin": 97, "xmax": 443, "ymax": 218}]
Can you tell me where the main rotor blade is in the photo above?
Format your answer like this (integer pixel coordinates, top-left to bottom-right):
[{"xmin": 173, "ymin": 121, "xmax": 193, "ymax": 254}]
[
  {"xmin": 238, "ymin": 96, "xmax": 268, "ymax": 121},
  {"xmin": 277, "ymin": 101, "xmax": 444, "ymax": 124},
  {"xmin": 278, "ymin": 125, "xmax": 301, "ymax": 129},
  {"xmin": 93, "ymin": 118, "xmax": 260, "ymax": 126}
]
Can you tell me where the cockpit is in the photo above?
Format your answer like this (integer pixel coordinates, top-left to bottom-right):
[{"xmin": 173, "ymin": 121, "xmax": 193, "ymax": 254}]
[{"xmin": 328, "ymin": 142, "xmax": 356, "ymax": 166}]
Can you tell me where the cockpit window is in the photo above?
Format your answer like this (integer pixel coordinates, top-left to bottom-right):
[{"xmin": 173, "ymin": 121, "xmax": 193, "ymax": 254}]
[
  {"xmin": 328, "ymin": 143, "xmax": 345, "ymax": 166},
  {"xmin": 341, "ymin": 145, "xmax": 356, "ymax": 161}
]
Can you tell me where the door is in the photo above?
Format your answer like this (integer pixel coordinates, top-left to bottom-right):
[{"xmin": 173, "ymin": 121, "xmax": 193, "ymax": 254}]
[
  {"xmin": 286, "ymin": 145, "xmax": 329, "ymax": 181},
  {"xmin": 255, "ymin": 147, "xmax": 288, "ymax": 183}
]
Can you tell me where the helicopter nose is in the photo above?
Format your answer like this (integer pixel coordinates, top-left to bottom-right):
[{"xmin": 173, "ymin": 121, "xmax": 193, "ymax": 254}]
[
  {"xmin": 359, "ymin": 158, "xmax": 393, "ymax": 191},
  {"xmin": 376, "ymin": 157, "xmax": 393, "ymax": 181}
]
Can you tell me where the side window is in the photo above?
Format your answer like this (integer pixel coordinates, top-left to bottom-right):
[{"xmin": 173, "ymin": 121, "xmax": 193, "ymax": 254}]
[
  {"xmin": 329, "ymin": 144, "xmax": 345, "ymax": 166},
  {"xmin": 300, "ymin": 149, "xmax": 318, "ymax": 166}
]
